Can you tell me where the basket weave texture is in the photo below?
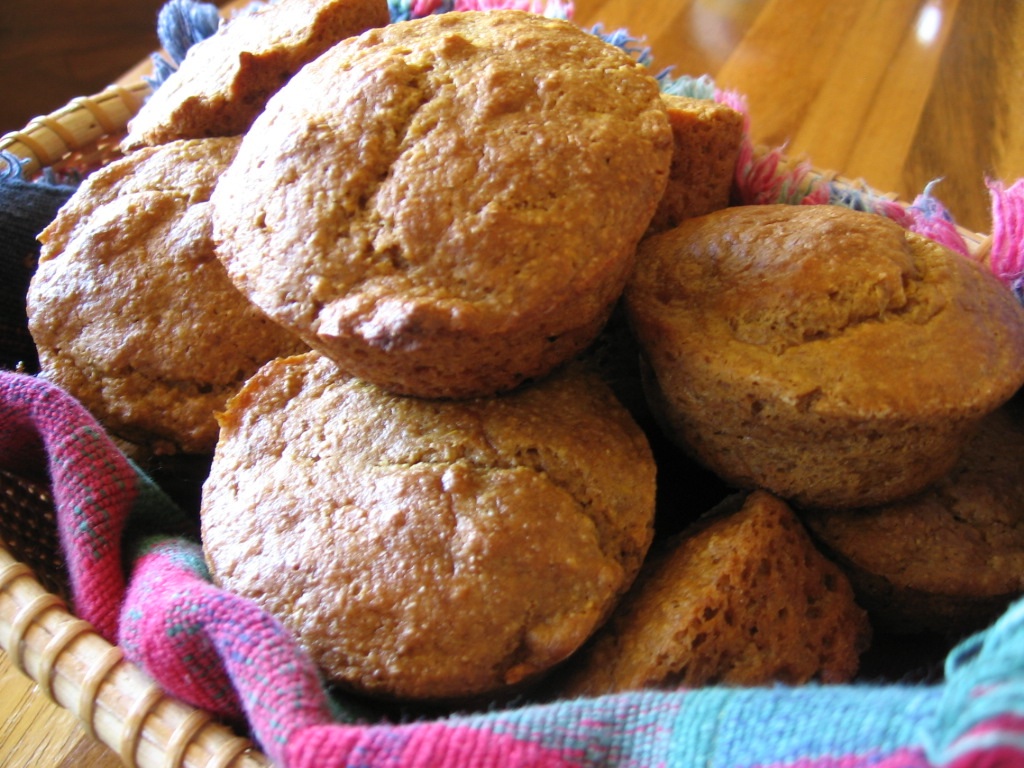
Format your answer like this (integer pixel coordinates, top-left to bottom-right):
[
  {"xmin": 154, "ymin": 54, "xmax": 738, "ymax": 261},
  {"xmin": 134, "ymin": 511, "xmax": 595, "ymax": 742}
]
[
  {"xmin": 0, "ymin": 486, "xmax": 270, "ymax": 767},
  {"xmin": 0, "ymin": 85, "xmax": 273, "ymax": 768},
  {"xmin": 0, "ymin": 83, "xmax": 150, "ymax": 179}
]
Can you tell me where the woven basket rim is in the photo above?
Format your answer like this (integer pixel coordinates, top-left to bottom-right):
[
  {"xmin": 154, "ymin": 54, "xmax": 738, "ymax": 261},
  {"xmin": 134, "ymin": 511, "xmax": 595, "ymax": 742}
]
[
  {"xmin": 0, "ymin": 536, "xmax": 270, "ymax": 768},
  {"xmin": 0, "ymin": 81, "xmax": 267, "ymax": 768},
  {"xmin": 0, "ymin": 82, "xmax": 152, "ymax": 179},
  {"xmin": 0, "ymin": 79, "xmax": 995, "ymax": 768}
]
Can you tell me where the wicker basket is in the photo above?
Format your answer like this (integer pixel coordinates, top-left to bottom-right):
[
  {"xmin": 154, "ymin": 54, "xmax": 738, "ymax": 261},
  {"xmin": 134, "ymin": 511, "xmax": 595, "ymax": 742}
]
[
  {"xmin": 0, "ymin": 487, "xmax": 273, "ymax": 764},
  {"xmin": 0, "ymin": 86, "xmax": 274, "ymax": 768},
  {"xmin": 0, "ymin": 82, "xmax": 998, "ymax": 768},
  {"xmin": 0, "ymin": 84, "xmax": 151, "ymax": 179}
]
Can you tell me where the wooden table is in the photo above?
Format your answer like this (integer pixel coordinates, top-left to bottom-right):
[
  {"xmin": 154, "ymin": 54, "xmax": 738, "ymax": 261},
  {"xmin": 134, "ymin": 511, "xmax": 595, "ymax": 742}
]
[
  {"xmin": 0, "ymin": 653, "xmax": 121, "ymax": 768},
  {"xmin": 2, "ymin": 0, "xmax": 1021, "ymax": 765},
  {"xmin": 0, "ymin": 0, "xmax": 165, "ymax": 138},
  {"xmin": 585, "ymin": 0, "xmax": 1023, "ymax": 235}
]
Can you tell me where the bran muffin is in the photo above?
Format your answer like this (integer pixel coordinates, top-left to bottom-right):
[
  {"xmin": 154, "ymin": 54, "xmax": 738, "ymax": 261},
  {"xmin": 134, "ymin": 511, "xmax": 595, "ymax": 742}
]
[
  {"xmin": 646, "ymin": 94, "xmax": 744, "ymax": 234},
  {"xmin": 200, "ymin": 352, "xmax": 657, "ymax": 701},
  {"xmin": 211, "ymin": 10, "xmax": 673, "ymax": 399},
  {"xmin": 27, "ymin": 138, "xmax": 307, "ymax": 455},
  {"xmin": 803, "ymin": 398, "xmax": 1024, "ymax": 634},
  {"xmin": 558, "ymin": 490, "xmax": 870, "ymax": 695},
  {"xmin": 626, "ymin": 204, "xmax": 1024, "ymax": 509},
  {"xmin": 122, "ymin": 0, "xmax": 389, "ymax": 149}
]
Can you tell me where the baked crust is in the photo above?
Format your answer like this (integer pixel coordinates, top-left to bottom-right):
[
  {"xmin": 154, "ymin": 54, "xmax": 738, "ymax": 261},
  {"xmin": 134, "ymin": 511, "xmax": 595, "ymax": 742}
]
[
  {"xmin": 647, "ymin": 93, "xmax": 744, "ymax": 233},
  {"xmin": 28, "ymin": 138, "xmax": 306, "ymax": 454},
  {"xmin": 123, "ymin": 0, "xmax": 390, "ymax": 148},
  {"xmin": 559, "ymin": 490, "xmax": 870, "ymax": 694},
  {"xmin": 201, "ymin": 353, "xmax": 657, "ymax": 701},
  {"xmin": 626, "ymin": 204, "xmax": 1024, "ymax": 508},
  {"xmin": 211, "ymin": 10, "xmax": 673, "ymax": 398},
  {"xmin": 803, "ymin": 398, "xmax": 1024, "ymax": 633}
]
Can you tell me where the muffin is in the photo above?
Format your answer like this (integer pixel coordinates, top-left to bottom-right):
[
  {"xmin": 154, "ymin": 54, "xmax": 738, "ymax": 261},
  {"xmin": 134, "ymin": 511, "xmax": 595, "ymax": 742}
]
[
  {"xmin": 578, "ymin": 302, "xmax": 734, "ymax": 537},
  {"xmin": 803, "ymin": 398, "xmax": 1024, "ymax": 634},
  {"xmin": 646, "ymin": 94, "xmax": 744, "ymax": 234},
  {"xmin": 626, "ymin": 204, "xmax": 1024, "ymax": 509},
  {"xmin": 200, "ymin": 353, "xmax": 657, "ymax": 702},
  {"xmin": 27, "ymin": 138, "xmax": 307, "ymax": 455},
  {"xmin": 122, "ymin": 0, "xmax": 390, "ymax": 149},
  {"xmin": 558, "ymin": 490, "xmax": 871, "ymax": 695},
  {"xmin": 211, "ymin": 10, "xmax": 673, "ymax": 399}
]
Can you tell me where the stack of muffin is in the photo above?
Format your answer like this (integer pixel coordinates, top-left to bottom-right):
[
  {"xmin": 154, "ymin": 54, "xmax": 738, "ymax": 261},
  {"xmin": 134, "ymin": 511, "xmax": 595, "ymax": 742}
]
[{"xmin": 25, "ymin": 0, "xmax": 1024, "ymax": 708}]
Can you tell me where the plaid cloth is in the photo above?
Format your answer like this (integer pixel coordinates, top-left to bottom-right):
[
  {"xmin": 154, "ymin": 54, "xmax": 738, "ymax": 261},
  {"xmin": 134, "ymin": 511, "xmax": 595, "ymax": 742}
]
[{"xmin": 3, "ymin": 367, "xmax": 1024, "ymax": 767}]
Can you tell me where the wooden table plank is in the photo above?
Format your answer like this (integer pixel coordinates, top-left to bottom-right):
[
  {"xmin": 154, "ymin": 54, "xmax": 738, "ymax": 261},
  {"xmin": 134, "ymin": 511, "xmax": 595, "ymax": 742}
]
[{"xmin": 0, "ymin": 651, "xmax": 120, "ymax": 768}]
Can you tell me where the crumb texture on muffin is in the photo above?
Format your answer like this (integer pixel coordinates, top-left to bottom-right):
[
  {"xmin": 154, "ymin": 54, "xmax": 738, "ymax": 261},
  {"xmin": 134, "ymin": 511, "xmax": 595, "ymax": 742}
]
[
  {"xmin": 803, "ymin": 397, "xmax": 1024, "ymax": 634},
  {"xmin": 646, "ymin": 93, "xmax": 744, "ymax": 234},
  {"xmin": 123, "ymin": 0, "xmax": 390, "ymax": 148},
  {"xmin": 626, "ymin": 204, "xmax": 1024, "ymax": 508},
  {"xmin": 212, "ymin": 10, "xmax": 673, "ymax": 398},
  {"xmin": 201, "ymin": 353, "xmax": 657, "ymax": 701},
  {"xmin": 28, "ymin": 138, "xmax": 307, "ymax": 455},
  {"xmin": 559, "ymin": 490, "xmax": 871, "ymax": 695}
]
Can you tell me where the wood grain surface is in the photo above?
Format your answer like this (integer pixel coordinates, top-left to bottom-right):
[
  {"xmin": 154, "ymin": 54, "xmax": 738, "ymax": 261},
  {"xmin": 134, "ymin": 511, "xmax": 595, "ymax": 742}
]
[
  {"xmin": 0, "ymin": 650, "xmax": 123, "ymax": 767},
  {"xmin": 0, "ymin": 0, "xmax": 166, "ymax": 135},
  {"xmin": 1, "ymin": 0, "xmax": 1022, "ymax": 765}
]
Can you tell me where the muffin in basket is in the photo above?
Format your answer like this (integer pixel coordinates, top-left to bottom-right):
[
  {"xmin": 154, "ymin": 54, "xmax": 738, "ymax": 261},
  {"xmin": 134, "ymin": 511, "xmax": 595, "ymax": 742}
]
[
  {"xmin": 646, "ymin": 93, "xmax": 745, "ymax": 234},
  {"xmin": 802, "ymin": 396, "xmax": 1024, "ymax": 635},
  {"xmin": 200, "ymin": 352, "xmax": 657, "ymax": 702},
  {"xmin": 626, "ymin": 203, "xmax": 1024, "ymax": 509},
  {"xmin": 211, "ymin": 10, "xmax": 673, "ymax": 399},
  {"xmin": 27, "ymin": 137, "xmax": 307, "ymax": 456},
  {"xmin": 123, "ymin": 0, "xmax": 390, "ymax": 149},
  {"xmin": 557, "ymin": 490, "xmax": 870, "ymax": 695}
]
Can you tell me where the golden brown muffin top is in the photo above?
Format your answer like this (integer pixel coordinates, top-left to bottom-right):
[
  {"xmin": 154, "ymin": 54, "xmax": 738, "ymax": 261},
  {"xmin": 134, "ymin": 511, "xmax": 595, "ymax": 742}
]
[
  {"xmin": 28, "ymin": 138, "xmax": 306, "ymax": 454},
  {"xmin": 201, "ymin": 353, "xmax": 657, "ymax": 701},
  {"xmin": 123, "ymin": 0, "xmax": 390, "ymax": 148},
  {"xmin": 628, "ymin": 204, "xmax": 1024, "ymax": 418},
  {"xmin": 211, "ymin": 10, "xmax": 671, "ymax": 358}
]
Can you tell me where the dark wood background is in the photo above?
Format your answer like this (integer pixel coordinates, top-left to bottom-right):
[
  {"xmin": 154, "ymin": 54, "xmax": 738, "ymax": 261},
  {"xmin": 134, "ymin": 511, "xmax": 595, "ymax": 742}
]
[
  {"xmin": 0, "ymin": 1, "xmax": 166, "ymax": 134},
  {"xmin": 4, "ymin": 0, "xmax": 1022, "ymax": 235}
]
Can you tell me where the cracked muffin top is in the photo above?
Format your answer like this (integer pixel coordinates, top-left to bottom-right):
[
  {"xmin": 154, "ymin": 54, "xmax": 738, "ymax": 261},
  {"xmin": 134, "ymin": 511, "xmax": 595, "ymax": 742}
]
[
  {"xmin": 27, "ymin": 138, "xmax": 307, "ymax": 456},
  {"xmin": 803, "ymin": 397, "xmax": 1024, "ymax": 634},
  {"xmin": 122, "ymin": 0, "xmax": 390, "ymax": 149},
  {"xmin": 629, "ymin": 204, "xmax": 1024, "ymax": 416},
  {"xmin": 211, "ymin": 10, "xmax": 673, "ymax": 398},
  {"xmin": 626, "ymin": 204, "xmax": 1024, "ymax": 508},
  {"xmin": 200, "ymin": 351, "xmax": 656, "ymax": 701}
]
